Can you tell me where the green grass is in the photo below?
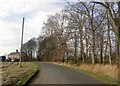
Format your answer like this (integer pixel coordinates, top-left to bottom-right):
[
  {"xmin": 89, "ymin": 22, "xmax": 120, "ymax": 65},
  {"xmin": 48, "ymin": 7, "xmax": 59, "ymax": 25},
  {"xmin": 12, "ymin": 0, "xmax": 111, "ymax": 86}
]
[
  {"xmin": 15, "ymin": 62, "xmax": 39, "ymax": 86},
  {"xmin": 53, "ymin": 63, "xmax": 118, "ymax": 85}
]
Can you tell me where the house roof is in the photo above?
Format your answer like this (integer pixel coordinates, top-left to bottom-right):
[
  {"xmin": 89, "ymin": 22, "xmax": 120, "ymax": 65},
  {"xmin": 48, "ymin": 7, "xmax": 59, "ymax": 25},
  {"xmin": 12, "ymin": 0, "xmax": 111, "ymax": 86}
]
[
  {"xmin": 0, "ymin": 56, "xmax": 6, "ymax": 58},
  {"xmin": 8, "ymin": 52, "xmax": 20, "ymax": 55}
]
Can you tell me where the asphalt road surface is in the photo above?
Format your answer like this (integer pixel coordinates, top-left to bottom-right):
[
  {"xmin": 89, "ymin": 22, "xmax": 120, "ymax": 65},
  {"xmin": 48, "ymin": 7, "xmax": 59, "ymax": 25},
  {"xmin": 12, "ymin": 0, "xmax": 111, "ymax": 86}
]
[{"xmin": 29, "ymin": 62, "xmax": 105, "ymax": 84}]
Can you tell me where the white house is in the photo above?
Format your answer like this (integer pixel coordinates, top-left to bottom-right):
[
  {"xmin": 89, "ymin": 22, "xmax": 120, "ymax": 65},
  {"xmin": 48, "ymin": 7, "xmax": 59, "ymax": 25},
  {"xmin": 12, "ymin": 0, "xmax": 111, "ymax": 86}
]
[{"xmin": 8, "ymin": 50, "xmax": 20, "ymax": 60}]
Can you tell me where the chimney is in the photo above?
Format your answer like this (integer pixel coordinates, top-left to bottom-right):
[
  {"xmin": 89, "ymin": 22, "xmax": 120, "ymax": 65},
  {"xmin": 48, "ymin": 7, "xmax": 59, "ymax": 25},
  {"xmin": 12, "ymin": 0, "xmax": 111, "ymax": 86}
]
[{"xmin": 16, "ymin": 49, "xmax": 18, "ymax": 52}]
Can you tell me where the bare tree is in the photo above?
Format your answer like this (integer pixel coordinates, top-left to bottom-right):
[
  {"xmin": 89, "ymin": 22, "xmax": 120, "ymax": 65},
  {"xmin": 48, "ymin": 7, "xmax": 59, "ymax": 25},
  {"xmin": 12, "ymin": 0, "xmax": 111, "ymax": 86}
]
[{"xmin": 92, "ymin": 1, "xmax": 120, "ymax": 64}]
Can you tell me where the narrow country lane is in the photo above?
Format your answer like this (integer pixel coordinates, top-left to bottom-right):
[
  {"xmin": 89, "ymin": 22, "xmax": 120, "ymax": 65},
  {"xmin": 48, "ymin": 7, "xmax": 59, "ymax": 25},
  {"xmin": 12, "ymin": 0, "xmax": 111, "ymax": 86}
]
[{"xmin": 29, "ymin": 62, "xmax": 106, "ymax": 85}]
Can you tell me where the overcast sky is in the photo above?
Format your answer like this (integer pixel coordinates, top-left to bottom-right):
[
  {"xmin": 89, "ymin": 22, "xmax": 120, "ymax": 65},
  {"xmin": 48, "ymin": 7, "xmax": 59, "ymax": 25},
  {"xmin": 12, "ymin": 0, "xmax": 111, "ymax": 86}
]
[
  {"xmin": 0, "ymin": 0, "xmax": 117, "ymax": 56},
  {"xmin": 0, "ymin": 0, "xmax": 77, "ymax": 56}
]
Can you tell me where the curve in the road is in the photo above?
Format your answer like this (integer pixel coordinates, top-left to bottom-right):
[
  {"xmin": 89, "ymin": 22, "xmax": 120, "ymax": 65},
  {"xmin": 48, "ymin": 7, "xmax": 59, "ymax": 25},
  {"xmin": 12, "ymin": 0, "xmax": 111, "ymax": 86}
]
[{"xmin": 29, "ymin": 62, "xmax": 106, "ymax": 85}]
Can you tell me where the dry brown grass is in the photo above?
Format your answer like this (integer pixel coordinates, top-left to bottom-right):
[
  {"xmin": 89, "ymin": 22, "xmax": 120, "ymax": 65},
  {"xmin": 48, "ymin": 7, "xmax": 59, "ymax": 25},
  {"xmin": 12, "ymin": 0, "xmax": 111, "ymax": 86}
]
[
  {"xmin": 78, "ymin": 64, "xmax": 118, "ymax": 80},
  {"xmin": 1, "ymin": 62, "xmax": 38, "ymax": 85},
  {"xmin": 52, "ymin": 62, "xmax": 118, "ymax": 80}
]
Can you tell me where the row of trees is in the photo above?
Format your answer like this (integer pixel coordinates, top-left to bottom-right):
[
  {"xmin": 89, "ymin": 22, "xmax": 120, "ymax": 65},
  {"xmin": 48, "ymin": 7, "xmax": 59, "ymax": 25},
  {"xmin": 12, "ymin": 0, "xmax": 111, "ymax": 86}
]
[
  {"xmin": 22, "ymin": 37, "xmax": 37, "ymax": 61},
  {"xmin": 23, "ymin": 1, "xmax": 120, "ymax": 65}
]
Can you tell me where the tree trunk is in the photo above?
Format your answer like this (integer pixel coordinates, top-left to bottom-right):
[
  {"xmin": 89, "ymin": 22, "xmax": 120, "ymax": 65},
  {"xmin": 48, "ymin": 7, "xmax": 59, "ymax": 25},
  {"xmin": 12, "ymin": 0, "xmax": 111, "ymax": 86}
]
[
  {"xmin": 107, "ymin": 14, "xmax": 112, "ymax": 65},
  {"xmin": 85, "ymin": 35, "xmax": 89, "ymax": 59},
  {"xmin": 104, "ymin": 38, "xmax": 108, "ymax": 62},
  {"xmin": 82, "ymin": 45, "xmax": 85, "ymax": 63},
  {"xmin": 74, "ymin": 32, "xmax": 77, "ymax": 63},
  {"xmin": 100, "ymin": 37, "xmax": 103, "ymax": 64},
  {"xmin": 92, "ymin": 30, "xmax": 95, "ymax": 65},
  {"xmin": 80, "ymin": 32, "xmax": 84, "ymax": 63}
]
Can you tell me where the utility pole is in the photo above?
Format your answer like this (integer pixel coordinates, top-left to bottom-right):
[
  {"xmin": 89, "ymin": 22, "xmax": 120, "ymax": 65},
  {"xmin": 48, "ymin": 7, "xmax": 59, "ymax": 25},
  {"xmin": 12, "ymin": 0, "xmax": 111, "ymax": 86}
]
[{"xmin": 19, "ymin": 17, "xmax": 25, "ymax": 67}]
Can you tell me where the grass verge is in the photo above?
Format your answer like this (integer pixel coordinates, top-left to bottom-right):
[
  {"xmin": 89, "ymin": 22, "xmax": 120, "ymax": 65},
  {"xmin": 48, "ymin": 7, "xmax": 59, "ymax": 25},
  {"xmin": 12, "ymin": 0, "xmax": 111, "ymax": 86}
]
[
  {"xmin": 69, "ymin": 66, "xmax": 118, "ymax": 84},
  {"xmin": 52, "ymin": 62, "xmax": 118, "ymax": 85},
  {"xmin": 2, "ymin": 62, "xmax": 39, "ymax": 86}
]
